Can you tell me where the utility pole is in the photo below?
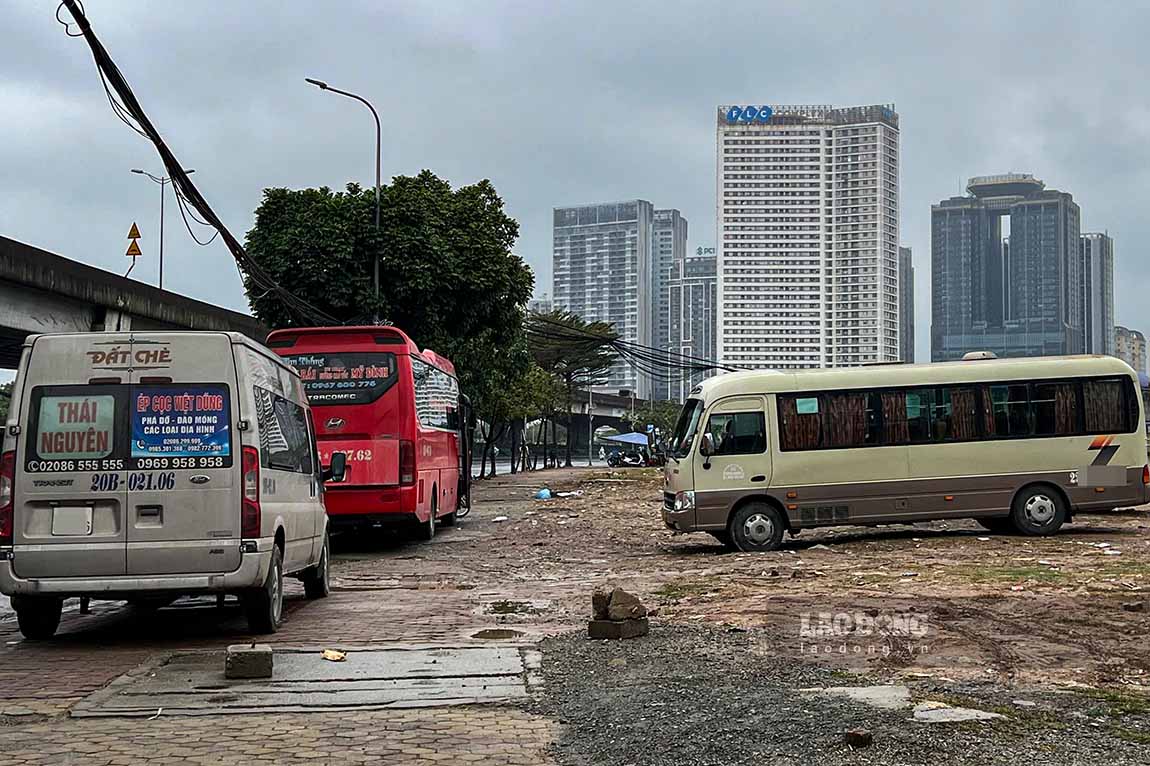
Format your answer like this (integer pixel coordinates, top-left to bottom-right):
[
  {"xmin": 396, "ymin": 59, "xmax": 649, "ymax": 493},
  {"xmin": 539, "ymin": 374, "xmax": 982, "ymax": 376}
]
[
  {"xmin": 131, "ymin": 168, "xmax": 194, "ymax": 289},
  {"xmin": 587, "ymin": 387, "xmax": 593, "ymax": 466},
  {"xmin": 305, "ymin": 78, "xmax": 382, "ymax": 323}
]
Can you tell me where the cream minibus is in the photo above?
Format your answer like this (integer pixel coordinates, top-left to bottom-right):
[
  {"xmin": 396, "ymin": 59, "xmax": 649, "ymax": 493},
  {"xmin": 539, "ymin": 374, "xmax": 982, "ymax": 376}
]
[{"xmin": 662, "ymin": 355, "xmax": 1150, "ymax": 552}]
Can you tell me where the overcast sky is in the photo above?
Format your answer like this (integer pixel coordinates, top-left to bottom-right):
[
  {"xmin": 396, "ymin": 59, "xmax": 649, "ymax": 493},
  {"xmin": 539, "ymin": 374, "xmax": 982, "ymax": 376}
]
[{"xmin": 4, "ymin": 0, "xmax": 1150, "ymax": 370}]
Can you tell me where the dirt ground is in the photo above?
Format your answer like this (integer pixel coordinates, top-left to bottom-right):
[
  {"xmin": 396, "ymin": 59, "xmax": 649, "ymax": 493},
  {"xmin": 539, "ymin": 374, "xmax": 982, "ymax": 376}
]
[{"xmin": 433, "ymin": 466, "xmax": 1150, "ymax": 690}]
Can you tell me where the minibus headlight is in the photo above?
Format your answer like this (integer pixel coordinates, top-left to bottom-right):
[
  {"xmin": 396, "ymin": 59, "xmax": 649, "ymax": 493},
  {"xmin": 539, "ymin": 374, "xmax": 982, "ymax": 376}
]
[{"xmin": 674, "ymin": 490, "xmax": 695, "ymax": 512}]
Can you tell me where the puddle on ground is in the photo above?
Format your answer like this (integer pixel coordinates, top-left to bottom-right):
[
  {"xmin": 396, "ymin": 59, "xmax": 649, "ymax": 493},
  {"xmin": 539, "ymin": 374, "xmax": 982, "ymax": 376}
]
[{"xmin": 471, "ymin": 628, "xmax": 524, "ymax": 640}]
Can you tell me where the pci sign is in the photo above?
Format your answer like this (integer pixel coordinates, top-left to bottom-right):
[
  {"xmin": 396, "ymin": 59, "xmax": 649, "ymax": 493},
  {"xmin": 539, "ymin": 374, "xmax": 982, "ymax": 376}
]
[{"xmin": 725, "ymin": 105, "xmax": 773, "ymax": 124}]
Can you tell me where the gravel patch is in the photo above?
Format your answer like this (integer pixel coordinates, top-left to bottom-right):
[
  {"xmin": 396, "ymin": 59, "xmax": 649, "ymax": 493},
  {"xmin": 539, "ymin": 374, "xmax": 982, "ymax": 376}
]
[{"xmin": 526, "ymin": 623, "xmax": 1150, "ymax": 765}]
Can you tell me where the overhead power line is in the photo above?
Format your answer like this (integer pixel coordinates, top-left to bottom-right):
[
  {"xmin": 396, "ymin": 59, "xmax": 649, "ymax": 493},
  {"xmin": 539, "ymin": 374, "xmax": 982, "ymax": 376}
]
[
  {"xmin": 527, "ymin": 312, "xmax": 743, "ymax": 384},
  {"xmin": 57, "ymin": 0, "xmax": 339, "ymax": 326}
]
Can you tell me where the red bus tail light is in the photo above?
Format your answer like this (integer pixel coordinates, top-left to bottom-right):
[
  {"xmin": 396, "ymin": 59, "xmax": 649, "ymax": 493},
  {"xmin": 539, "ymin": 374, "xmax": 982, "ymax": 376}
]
[
  {"xmin": 241, "ymin": 446, "xmax": 261, "ymax": 538},
  {"xmin": 399, "ymin": 440, "xmax": 415, "ymax": 485},
  {"xmin": 1142, "ymin": 464, "xmax": 1148, "ymax": 485},
  {"xmin": 0, "ymin": 450, "xmax": 14, "ymax": 546}
]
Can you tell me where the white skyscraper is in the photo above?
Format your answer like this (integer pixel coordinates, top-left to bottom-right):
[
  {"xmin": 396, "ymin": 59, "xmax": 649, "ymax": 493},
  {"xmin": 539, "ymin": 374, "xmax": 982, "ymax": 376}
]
[
  {"xmin": 716, "ymin": 104, "xmax": 900, "ymax": 369},
  {"xmin": 553, "ymin": 200, "xmax": 653, "ymax": 398}
]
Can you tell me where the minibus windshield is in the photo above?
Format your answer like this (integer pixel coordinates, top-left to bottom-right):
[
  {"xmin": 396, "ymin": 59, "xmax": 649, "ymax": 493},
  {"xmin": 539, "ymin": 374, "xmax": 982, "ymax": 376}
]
[{"xmin": 669, "ymin": 399, "xmax": 704, "ymax": 459}]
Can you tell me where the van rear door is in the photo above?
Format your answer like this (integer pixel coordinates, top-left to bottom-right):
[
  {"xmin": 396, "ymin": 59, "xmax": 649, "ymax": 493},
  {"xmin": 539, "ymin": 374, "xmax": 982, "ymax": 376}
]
[
  {"xmin": 13, "ymin": 334, "xmax": 131, "ymax": 579},
  {"xmin": 124, "ymin": 333, "xmax": 240, "ymax": 576}
]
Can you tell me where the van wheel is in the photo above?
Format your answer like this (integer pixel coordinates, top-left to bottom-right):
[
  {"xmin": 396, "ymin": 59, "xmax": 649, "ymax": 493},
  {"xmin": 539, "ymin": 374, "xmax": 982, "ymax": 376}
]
[
  {"xmin": 729, "ymin": 503, "xmax": 785, "ymax": 552},
  {"xmin": 1010, "ymin": 485, "xmax": 1067, "ymax": 536},
  {"xmin": 13, "ymin": 596, "xmax": 63, "ymax": 641},
  {"xmin": 302, "ymin": 533, "xmax": 331, "ymax": 599},
  {"xmin": 244, "ymin": 547, "xmax": 284, "ymax": 634}
]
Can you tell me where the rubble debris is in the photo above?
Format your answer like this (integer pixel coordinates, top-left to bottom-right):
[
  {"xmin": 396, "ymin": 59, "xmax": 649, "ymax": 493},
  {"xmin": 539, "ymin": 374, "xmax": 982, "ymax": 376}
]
[
  {"xmin": 588, "ymin": 586, "xmax": 650, "ymax": 640},
  {"xmin": 843, "ymin": 729, "xmax": 873, "ymax": 749},
  {"xmin": 322, "ymin": 649, "xmax": 347, "ymax": 662},
  {"xmin": 1121, "ymin": 601, "xmax": 1145, "ymax": 612},
  {"xmin": 535, "ymin": 488, "xmax": 552, "ymax": 500}
]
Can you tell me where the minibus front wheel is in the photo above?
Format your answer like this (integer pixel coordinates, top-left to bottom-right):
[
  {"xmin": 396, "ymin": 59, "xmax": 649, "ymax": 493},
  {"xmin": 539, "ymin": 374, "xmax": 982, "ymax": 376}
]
[{"xmin": 729, "ymin": 502, "xmax": 785, "ymax": 552}]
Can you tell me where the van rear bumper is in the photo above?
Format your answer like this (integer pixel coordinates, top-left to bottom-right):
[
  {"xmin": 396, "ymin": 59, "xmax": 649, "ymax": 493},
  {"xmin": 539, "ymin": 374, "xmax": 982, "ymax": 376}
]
[{"xmin": 0, "ymin": 548, "xmax": 271, "ymax": 597}]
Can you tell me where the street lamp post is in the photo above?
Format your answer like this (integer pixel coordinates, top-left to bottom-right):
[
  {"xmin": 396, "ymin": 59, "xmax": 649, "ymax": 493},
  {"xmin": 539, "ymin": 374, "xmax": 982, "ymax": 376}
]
[
  {"xmin": 305, "ymin": 78, "xmax": 382, "ymax": 323},
  {"xmin": 131, "ymin": 168, "xmax": 194, "ymax": 290}
]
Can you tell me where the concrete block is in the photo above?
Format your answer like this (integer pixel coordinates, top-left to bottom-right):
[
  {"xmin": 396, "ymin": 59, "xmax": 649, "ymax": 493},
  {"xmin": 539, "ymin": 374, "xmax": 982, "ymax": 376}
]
[
  {"xmin": 225, "ymin": 644, "xmax": 273, "ymax": 679},
  {"xmin": 587, "ymin": 618, "xmax": 649, "ymax": 640}
]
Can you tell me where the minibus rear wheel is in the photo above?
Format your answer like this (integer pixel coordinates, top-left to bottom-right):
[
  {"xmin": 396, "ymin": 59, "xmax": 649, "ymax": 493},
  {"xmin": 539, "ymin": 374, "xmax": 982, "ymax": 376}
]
[
  {"xmin": 729, "ymin": 502, "xmax": 785, "ymax": 552},
  {"xmin": 1009, "ymin": 484, "xmax": 1067, "ymax": 536}
]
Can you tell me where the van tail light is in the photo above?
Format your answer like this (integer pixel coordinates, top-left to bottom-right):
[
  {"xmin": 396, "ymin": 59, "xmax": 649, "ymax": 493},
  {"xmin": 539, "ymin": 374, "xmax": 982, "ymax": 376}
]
[
  {"xmin": 241, "ymin": 446, "xmax": 261, "ymax": 538},
  {"xmin": 1142, "ymin": 464, "xmax": 1148, "ymax": 485},
  {"xmin": 0, "ymin": 451, "xmax": 14, "ymax": 546},
  {"xmin": 399, "ymin": 440, "xmax": 415, "ymax": 485}
]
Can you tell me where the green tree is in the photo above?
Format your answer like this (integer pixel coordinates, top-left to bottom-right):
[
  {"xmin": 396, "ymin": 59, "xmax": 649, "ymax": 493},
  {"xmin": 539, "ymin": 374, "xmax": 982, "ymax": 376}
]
[
  {"xmin": 243, "ymin": 171, "xmax": 533, "ymax": 407},
  {"xmin": 527, "ymin": 310, "xmax": 619, "ymax": 467},
  {"xmin": 0, "ymin": 381, "xmax": 11, "ymax": 423}
]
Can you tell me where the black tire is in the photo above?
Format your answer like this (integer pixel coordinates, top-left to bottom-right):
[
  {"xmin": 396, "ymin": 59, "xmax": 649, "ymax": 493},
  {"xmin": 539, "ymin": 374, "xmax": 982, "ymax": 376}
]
[
  {"xmin": 975, "ymin": 517, "xmax": 1014, "ymax": 534},
  {"xmin": 244, "ymin": 546, "xmax": 284, "ymax": 634},
  {"xmin": 417, "ymin": 491, "xmax": 437, "ymax": 541},
  {"xmin": 708, "ymin": 530, "xmax": 736, "ymax": 550},
  {"xmin": 728, "ymin": 502, "xmax": 786, "ymax": 552},
  {"xmin": 302, "ymin": 533, "xmax": 331, "ymax": 600},
  {"xmin": 13, "ymin": 596, "xmax": 62, "ymax": 641},
  {"xmin": 1009, "ymin": 485, "xmax": 1067, "ymax": 536}
]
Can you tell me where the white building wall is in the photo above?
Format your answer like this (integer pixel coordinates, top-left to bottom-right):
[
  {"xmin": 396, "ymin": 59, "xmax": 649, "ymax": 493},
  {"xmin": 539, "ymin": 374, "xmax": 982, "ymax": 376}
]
[{"xmin": 716, "ymin": 104, "xmax": 899, "ymax": 370}]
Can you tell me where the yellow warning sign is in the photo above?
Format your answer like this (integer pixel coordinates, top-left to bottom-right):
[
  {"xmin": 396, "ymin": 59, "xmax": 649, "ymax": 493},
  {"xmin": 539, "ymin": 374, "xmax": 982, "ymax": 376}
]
[
  {"xmin": 125, "ymin": 240, "xmax": 142, "ymax": 257},
  {"xmin": 127, "ymin": 222, "xmax": 141, "ymax": 240}
]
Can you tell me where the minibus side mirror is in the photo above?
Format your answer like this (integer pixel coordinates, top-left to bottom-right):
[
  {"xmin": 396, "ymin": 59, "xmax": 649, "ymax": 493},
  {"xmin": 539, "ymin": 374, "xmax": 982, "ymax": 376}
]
[
  {"xmin": 699, "ymin": 432, "xmax": 715, "ymax": 469},
  {"xmin": 324, "ymin": 452, "xmax": 348, "ymax": 483}
]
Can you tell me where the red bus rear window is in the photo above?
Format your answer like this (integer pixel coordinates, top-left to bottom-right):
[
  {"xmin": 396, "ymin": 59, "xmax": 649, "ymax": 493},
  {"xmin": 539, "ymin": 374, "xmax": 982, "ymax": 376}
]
[{"xmin": 281, "ymin": 352, "xmax": 397, "ymax": 406}]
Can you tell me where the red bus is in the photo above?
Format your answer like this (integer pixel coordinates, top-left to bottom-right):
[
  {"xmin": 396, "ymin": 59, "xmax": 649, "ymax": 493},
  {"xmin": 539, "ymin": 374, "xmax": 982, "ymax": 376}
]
[{"xmin": 266, "ymin": 326, "xmax": 472, "ymax": 539}]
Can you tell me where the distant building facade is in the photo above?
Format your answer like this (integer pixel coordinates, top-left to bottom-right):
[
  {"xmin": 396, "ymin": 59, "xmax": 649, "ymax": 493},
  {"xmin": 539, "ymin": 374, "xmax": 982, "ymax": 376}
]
[
  {"xmin": 651, "ymin": 209, "xmax": 689, "ymax": 400},
  {"xmin": 716, "ymin": 103, "xmax": 900, "ymax": 370},
  {"xmin": 898, "ymin": 246, "xmax": 915, "ymax": 362},
  {"xmin": 528, "ymin": 293, "xmax": 553, "ymax": 314},
  {"xmin": 553, "ymin": 200, "xmax": 653, "ymax": 398},
  {"xmin": 1115, "ymin": 325, "xmax": 1146, "ymax": 375},
  {"xmin": 667, "ymin": 246, "xmax": 717, "ymax": 402},
  {"xmin": 932, "ymin": 174, "xmax": 1082, "ymax": 361},
  {"xmin": 1079, "ymin": 233, "xmax": 1115, "ymax": 355}
]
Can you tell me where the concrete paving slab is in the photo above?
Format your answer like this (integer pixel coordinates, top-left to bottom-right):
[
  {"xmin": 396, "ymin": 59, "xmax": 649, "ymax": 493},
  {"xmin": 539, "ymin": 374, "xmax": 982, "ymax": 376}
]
[
  {"xmin": 805, "ymin": 685, "xmax": 912, "ymax": 710},
  {"xmin": 72, "ymin": 645, "xmax": 533, "ymax": 718}
]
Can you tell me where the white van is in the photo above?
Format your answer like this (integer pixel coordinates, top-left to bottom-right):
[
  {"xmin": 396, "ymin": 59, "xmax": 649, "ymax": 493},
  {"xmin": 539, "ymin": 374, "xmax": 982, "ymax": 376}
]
[{"xmin": 0, "ymin": 331, "xmax": 346, "ymax": 639}]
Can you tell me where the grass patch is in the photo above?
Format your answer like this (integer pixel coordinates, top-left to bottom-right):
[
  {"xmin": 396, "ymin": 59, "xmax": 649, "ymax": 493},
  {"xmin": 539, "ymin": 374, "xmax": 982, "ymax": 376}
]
[
  {"xmin": 486, "ymin": 600, "xmax": 539, "ymax": 615},
  {"xmin": 654, "ymin": 579, "xmax": 718, "ymax": 602},
  {"xmin": 1072, "ymin": 687, "xmax": 1150, "ymax": 716},
  {"xmin": 946, "ymin": 565, "xmax": 1067, "ymax": 584}
]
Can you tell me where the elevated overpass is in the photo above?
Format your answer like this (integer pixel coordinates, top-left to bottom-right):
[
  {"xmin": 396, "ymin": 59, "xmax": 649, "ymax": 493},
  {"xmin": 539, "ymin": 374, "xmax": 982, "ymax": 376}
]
[{"xmin": 0, "ymin": 236, "xmax": 267, "ymax": 368}]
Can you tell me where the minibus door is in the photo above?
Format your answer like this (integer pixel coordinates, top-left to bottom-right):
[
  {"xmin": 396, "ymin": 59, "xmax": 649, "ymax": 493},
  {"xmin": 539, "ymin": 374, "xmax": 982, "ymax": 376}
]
[
  {"xmin": 12, "ymin": 334, "xmax": 131, "ymax": 578},
  {"xmin": 125, "ymin": 333, "xmax": 240, "ymax": 576},
  {"xmin": 693, "ymin": 396, "xmax": 771, "ymax": 526}
]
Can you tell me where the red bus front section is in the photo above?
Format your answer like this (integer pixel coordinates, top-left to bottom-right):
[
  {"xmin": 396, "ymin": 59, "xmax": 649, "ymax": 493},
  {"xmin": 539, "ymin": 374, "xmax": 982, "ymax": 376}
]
[{"xmin": 267, "ymin": 326, "xmax": 462, "ymax": 530}]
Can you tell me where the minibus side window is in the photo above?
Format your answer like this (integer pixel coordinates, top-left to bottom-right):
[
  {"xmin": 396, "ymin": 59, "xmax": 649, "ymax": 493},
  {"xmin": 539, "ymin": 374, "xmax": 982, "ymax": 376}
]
[
  {"xmin": 706, "ymin": 412, "xmax": 766, "ymax": 455},
  {"xmin": 1084, "ymin": 378, "xmax": 1128, "ymax": 433}
]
